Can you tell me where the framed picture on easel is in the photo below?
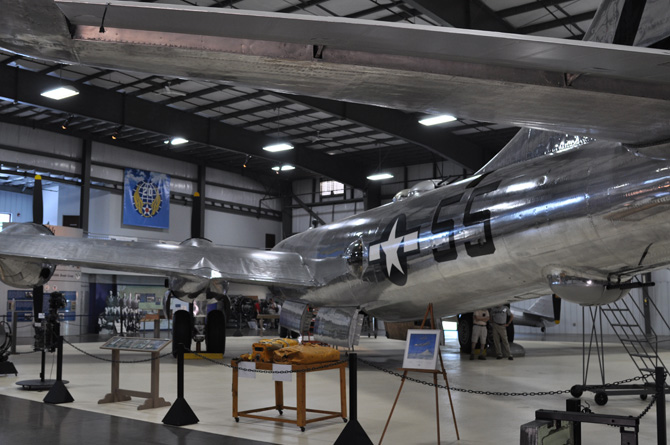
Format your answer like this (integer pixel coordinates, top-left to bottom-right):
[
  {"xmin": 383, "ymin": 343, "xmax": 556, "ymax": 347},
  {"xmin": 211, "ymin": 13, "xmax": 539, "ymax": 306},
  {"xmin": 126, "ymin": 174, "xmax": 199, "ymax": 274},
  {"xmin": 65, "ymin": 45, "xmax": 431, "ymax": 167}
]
[{"xmin": 402, "ymin": 329, "xmax": 441, "ymax": 370}]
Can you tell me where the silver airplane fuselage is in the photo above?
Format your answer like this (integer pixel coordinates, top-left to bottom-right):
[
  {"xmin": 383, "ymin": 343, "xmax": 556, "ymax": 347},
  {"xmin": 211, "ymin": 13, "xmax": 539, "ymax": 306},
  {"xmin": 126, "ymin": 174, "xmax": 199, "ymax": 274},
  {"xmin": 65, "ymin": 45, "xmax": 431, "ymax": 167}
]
[{"xmin": 274, "ymin": 139, "xmax": 670, "ymax": 321}]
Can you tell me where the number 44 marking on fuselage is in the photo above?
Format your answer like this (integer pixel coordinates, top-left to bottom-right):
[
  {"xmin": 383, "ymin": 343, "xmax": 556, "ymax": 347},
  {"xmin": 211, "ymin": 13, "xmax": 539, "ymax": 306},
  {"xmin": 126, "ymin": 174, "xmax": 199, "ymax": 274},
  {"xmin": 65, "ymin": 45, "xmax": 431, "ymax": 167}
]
[{"xmin": 369, "ymin": 178, "xmax": 502, "ymax": 286}]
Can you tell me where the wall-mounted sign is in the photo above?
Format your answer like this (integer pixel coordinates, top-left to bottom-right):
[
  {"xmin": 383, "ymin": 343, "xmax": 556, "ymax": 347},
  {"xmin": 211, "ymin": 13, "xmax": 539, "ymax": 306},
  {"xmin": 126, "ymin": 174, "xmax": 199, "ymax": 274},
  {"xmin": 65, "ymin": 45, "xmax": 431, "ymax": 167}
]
[{"xmin": 123, "ymin": 168, "xmax": 170, "ymax": 229}]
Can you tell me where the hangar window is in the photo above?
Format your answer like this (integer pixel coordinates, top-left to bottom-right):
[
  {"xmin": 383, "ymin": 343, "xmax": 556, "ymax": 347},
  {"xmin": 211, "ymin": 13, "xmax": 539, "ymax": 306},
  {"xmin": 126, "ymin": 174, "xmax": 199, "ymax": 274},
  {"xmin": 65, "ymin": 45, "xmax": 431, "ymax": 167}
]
[{"xmin": 320, "ymin": 180, "xmax": 344, "ymax": 197}]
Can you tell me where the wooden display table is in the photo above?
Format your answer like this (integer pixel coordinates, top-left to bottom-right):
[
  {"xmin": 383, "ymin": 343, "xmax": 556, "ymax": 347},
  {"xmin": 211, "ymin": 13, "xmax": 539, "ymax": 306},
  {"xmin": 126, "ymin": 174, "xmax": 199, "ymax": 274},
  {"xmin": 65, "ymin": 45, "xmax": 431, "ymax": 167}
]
[
  {"xmin": 98, "ymin": 337, "xmax": 172, "ymax": 410},
  {"xmin": 231, "ymin": 359, "xmax": 347, "ymax": 431}
]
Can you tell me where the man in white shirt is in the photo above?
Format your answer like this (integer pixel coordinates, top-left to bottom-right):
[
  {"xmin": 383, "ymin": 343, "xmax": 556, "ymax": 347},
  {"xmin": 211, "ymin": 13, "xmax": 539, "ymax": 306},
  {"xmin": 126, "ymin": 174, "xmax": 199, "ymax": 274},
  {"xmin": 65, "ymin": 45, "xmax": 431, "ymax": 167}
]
[
  {"xmin": 490, "ymin": 305, "xmax": 514, "ymax": 360},
  {"xmin": 470, "ymin": 309, "xmax": 489, "ymax": 360}
]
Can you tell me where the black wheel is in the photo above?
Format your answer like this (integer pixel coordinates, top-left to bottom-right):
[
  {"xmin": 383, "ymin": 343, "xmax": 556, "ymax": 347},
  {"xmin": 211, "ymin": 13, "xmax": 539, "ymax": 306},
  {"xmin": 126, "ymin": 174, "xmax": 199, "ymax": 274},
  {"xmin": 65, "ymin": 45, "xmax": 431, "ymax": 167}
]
[
  {"xmin": 278, "ymin": 410, "xmax": 283, "ymax": 415},
  {"xmin": 640, "ymin": 394, "xmax": 648, "ymax": 401},
  {"xmin": 172, "ymin": 310, "xmax": 192, "ymax": 357},
  {"xmin": 205, "ymin": 309, "xmax": 226, "ymax": 354},
  {"xmin": 235, "ymin": 417, "xmax": 239, "ymax": 423},
  {"xmin": 457, "ymin": 313, "xmax": 473, "ymax": 354},
  {"xmin": 570, "ymin": 385, "xmax": 583, "ymax": 398},
  {"xmin": 595, "ymin": 391, "xmax": 608, "ymax": 406},
  {"xmin": 300, "ymin": 427, "xmax": 305, "ymax": 432},
  {"xmin": 343, "ymin": 418, "xmax": 348, "ymax": 423}
]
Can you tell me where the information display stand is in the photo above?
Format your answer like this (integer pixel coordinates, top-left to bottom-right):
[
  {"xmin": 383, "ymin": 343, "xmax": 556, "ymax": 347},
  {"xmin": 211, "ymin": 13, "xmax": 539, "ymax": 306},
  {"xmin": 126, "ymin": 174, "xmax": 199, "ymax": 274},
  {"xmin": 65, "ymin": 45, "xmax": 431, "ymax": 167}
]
[
  {"xmin": 99, "ymin": 337, "xmax": 172, "ymax": 410},
  {"xmin": 380, "ymin": 304, "xmax": 459, "ymax": 444},
  {"xmin": 231, "ymin": 359, "xmax": 347, "ymax": 431}
]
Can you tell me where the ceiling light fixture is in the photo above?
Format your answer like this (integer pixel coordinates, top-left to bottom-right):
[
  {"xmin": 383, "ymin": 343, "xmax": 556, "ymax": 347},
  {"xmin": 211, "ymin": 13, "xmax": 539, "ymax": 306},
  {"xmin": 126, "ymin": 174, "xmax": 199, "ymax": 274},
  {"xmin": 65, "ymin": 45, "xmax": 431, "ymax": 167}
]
[
  {"xmin": 170, "ymin": 137, "xmax": 189, "ymax": 145},
  {"xmin": 243, "ymin": 155, "xmax": 251, "ymax": 168},
  {"xmin": 263, "ymin": 143, "xmax": 294, "ymax": 152},
  {"xmin": 419, "ymin": 114, "xmax": 457, "ymax": 126},
  {"xmin": 111, "ymin": 125, "xmax": 123, "ymax": 140},
  {"xmin": 61, "ymin": 116, "xmax": 72, "ymax": 130},
  {"xmin": 272, "ymin": 164, "xmax": 295, "ymax": 173},
  {"xmin": 41, "ymin": 86, "xmax": 80, "ymax": 100},
  {"xmin": 367, "ymin": 172, "xmax": 394, "ymax": 181}
]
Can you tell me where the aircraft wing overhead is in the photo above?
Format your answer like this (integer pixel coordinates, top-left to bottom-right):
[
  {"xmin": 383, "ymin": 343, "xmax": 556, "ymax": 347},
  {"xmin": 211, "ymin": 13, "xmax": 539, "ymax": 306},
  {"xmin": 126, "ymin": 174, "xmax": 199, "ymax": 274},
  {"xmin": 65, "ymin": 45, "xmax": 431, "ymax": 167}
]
[
  {"xmin": 1, "ymin": 0, "xmax": 670, "ymax": 145},
  {"xmin": 0, "ymin": 232, "xmax": 316, "ymax": 288}
]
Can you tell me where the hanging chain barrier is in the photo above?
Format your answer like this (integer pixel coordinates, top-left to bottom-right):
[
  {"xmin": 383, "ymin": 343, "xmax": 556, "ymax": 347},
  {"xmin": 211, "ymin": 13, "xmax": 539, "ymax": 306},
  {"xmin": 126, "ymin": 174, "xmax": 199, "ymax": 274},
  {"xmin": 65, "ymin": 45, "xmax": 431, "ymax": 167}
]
[
  {"xmin": 635, "ymin": 395, "xmax": 657, "ymax": 421},
  {"xmin": 52, "ymin": 335, "xmax": 668, "ymax": 421},
  {"xmin": 358, "ymin": 356, "xmax": 667, "ymax": 421},
  {"xmin": 357, "ymin": 356, "xmax": 658, "ymax": 397}
]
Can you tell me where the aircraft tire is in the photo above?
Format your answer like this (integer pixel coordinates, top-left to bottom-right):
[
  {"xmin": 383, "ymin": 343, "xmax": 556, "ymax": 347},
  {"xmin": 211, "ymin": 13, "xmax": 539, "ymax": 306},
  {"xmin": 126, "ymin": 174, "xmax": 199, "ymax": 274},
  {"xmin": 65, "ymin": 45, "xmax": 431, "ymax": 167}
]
[
  {"xmin": 570, "ymin": 385, "xmax": 583, "ymax": 398},
  {"xmin": 457, "ymin": 313, "xmax": 473, "ymax": 354},
  {"xmin": 594, "ymin": 391, "xmax": 608, "ymax": 406},
  {"xmin": 205, "ymin": 309, "xmax": 226, "ymax": 354},
  {"xmin": 172, "ymin": 310, "xmax": 192, "ymax": 358}
]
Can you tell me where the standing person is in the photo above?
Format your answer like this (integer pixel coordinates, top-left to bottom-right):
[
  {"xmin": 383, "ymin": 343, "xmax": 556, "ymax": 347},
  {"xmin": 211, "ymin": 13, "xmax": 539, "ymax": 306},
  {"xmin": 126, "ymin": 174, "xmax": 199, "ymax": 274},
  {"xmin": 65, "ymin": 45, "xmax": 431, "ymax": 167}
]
[
  {"xmin": 490, "ymin": 305, "xmax": 514, "ymax": 360},
  {"xmin": 470, "ymin": 309, "xmax": 489, "ymax": 360}
]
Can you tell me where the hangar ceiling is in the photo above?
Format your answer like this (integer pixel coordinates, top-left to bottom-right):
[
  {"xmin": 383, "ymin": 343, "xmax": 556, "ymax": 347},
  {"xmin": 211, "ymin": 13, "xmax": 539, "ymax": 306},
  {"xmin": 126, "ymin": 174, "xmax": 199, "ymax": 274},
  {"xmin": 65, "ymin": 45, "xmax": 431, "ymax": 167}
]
[{"xmin": 0, "ymin": 0, "xmax": 601, "ymax": 193}]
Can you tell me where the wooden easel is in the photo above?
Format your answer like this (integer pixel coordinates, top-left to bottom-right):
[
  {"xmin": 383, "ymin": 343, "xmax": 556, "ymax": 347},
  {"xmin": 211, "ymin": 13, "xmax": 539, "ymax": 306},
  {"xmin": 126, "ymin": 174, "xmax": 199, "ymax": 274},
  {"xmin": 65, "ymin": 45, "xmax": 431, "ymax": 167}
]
[{"xmin": 379, "ymin": 303, "xmax": 459, "ymax": 444}]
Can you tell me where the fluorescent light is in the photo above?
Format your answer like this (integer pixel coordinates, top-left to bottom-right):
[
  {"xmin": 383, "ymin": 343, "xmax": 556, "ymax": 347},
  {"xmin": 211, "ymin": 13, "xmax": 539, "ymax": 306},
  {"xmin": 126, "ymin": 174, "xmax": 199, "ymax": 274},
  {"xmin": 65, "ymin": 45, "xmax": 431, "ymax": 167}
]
[
  {"xmin": 419, "ymin": 114, "xmax": 457, "ymax": 126},
  {"xmin": 272, "ymin": 165, "xmax": 295, "ymax": 172},
  {"xmin": 367, "ymin": 173, "xmax": 394, "ymax": 181},
  {"xmin": 41, "ymin": 86, "xmax": 79, "ymax": 100},
  {"xmin": 263, "ymin": 143, "xmax": 294, "ymax": 152},
  {"xmin": 170, "ymin": 137, "xmax": 189, "ymax": 145}
]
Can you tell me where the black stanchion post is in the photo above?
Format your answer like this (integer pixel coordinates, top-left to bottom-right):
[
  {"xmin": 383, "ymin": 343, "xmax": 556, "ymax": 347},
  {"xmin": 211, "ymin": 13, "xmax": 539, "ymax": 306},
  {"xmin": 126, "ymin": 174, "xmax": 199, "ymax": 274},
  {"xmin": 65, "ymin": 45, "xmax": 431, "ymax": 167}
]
[
  {"xmin": 566, "ymin": 398, "xmax": 581, "ymax": 445},
  {"xmin": 163, "ymin": 343, "xmax": 199, "ymax": 426},
  {"xmin": 40, "ymin": 347, "xmax": 46, "ymax": 382},
  {"xmin": 334, "ymin": 353, "xmax": 373, "ymax": 445},
  {"xmin": 43, "ymin": 325, "xmax": 74, "ymax": 404},
  {"xmin": 656, "ymin": 367, "xmax": 666, "ymax": 445}
]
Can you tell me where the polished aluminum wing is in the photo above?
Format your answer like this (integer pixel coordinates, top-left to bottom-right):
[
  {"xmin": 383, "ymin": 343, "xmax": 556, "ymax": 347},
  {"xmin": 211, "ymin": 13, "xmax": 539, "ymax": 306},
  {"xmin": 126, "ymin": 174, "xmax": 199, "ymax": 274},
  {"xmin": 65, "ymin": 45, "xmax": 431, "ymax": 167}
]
[
  {"xmin": 0, "ymin": 224, "xmax": 315, "ymax": 288},
  {"xmin": 0, "ymin": 0, "xmax": 669, "ymax": 146}
]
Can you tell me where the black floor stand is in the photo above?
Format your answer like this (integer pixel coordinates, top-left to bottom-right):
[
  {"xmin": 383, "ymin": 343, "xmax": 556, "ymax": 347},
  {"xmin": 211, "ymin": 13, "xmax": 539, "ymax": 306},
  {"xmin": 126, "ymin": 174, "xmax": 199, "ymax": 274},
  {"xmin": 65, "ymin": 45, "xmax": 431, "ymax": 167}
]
[
  {"xmin": 0, "ymin": 360, "xmax": 17, "ymax": 375},
  {"xmin": 17, "ymin": 341, "xmax": 69, "ymax": 391},
  {"xmin": 334, "ymin": 353, "xmax": 373, "ymax": 445},
  {"xmin": 163, "ymin": 343, "xmax": 199, "ymax": 426},
  {"xmin": 43, "ymin": 334, "xmax": 74, "ymax": 404}
]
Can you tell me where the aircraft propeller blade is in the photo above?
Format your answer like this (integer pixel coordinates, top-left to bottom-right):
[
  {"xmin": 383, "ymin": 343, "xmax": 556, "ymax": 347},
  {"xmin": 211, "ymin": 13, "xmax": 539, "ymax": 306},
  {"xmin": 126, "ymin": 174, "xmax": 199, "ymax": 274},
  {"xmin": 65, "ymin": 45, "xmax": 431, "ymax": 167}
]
[
  {"xmin": 190, "ymin": 191, "xmax": 203, "ymax": 239},
  {"xmin": 552, "ymin": 294, "xmax": 561, "ymax": 324},
  {"xmin": 32, "ymin": 174, "xmax": 43, "ymax": 225},
  {"xmin": 31, "ymin": 175, "xmax": 45, "ymax": 330}
]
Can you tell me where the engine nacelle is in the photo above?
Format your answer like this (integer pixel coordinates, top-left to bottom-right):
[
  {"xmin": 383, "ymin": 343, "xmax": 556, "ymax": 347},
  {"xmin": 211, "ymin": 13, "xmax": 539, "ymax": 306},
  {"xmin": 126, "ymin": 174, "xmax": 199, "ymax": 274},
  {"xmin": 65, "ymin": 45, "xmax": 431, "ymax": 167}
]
[
  {"xmin": 545, "ymin": 266, "xmax": 624, "ymax": 305},
  {"xmin": 167, "ymin": 238, "xmax": 229, "ymax": 302},
  {"xmin": 0, "ymin": 223, "xmax": 56, "ymax": 288}
]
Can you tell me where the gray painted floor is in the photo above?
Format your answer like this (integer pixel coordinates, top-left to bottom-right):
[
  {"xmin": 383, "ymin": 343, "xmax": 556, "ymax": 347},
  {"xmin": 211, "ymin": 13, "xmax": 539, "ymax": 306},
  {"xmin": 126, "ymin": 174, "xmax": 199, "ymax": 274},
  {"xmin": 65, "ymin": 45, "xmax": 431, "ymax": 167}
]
[{"xmin": 0, "ymin": 331, "xmax": 666, "ymax": 444}]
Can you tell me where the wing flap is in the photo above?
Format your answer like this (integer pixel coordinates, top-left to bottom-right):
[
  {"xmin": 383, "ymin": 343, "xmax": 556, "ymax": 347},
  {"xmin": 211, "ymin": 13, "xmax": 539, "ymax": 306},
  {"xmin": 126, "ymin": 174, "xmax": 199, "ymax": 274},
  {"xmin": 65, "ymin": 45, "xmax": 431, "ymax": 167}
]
[{"xmin": 0, "ymin": 232, "xmax": 315, "ymax": 288}]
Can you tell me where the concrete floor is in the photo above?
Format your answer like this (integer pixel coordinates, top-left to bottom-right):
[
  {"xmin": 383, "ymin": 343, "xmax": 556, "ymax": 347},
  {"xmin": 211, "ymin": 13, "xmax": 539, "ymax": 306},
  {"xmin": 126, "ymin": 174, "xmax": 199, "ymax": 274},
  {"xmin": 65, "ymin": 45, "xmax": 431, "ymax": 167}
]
[{"xmin": 0, "ymin": 330, "xmax": 667, "ymax": 444}]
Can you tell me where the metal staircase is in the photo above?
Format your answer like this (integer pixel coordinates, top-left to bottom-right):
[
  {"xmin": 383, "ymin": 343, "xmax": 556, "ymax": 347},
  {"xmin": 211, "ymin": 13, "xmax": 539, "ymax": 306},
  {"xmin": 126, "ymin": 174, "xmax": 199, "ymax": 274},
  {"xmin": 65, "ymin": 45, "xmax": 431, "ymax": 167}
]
[
  {"xmin": 573, "ymin": 281, "xmax": 670, "ymax": 405},
  {"xmin": 601, "ymin": 292, "xmax": 670, "ymax": 382}
]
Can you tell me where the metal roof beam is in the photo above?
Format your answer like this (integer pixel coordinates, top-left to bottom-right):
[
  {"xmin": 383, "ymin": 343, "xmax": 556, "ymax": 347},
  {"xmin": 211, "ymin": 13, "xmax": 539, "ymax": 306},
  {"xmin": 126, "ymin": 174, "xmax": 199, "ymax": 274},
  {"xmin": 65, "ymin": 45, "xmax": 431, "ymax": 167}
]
[
  {"xmin": 402, "ymin": 0, "xmax": 515, "ymax": 32},
  {"xmin": 518, "ymin": 10, "xmax": 596, "ymax": 35},
  {"xmin": 497, "ymin": 0, "xmax": 571, "ymax": 18},
  {"xmin": 277, "ymin": 93, "xmax": 489, "ymax": 171},
  {"xmin": 0, "ymin": 65, "xmax": 368, "ymax": 189},
  {"xmin": 278, "ymin": 0, "xmax": 330, "ymax": 14}
]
